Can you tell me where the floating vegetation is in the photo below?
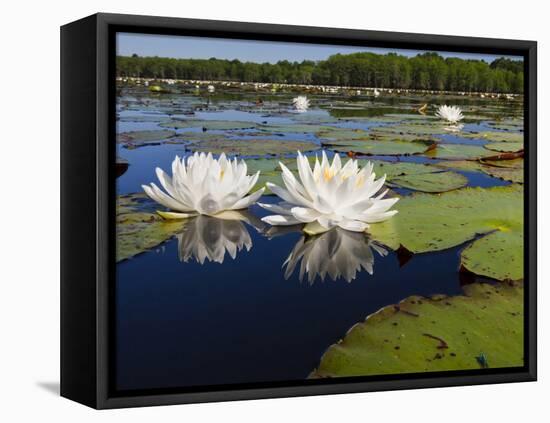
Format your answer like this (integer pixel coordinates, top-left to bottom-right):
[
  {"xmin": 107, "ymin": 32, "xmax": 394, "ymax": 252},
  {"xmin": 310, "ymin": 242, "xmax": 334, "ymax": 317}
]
[
  {"xmin": 424, "ymin": 144, "xmax": 496, "ymax": 160},
  {"xmin": 117, "ymin": 130, "xmax": 177, "ymax": 147},
  {"xmin": 368, "ymin": 185, "xmax": 523, "ymax": 281},
  {"xmin": 186, "ymin": 138, "xmax": 319, "ymax": 156},
  {"xmin": 116, "ymin": 194, "xmax": 186, "ymax": 262},
  {"xmin": 484, "ymin": 142, "xmax": 524, "ymax": 153},
  {"xmin": 159, "ymin": 119, "xmax": 257, "ymax": 130},
  {"xmin": 323, "ymin": 139, "xmax": 434, "ymax": 156},
  {"xmin": 310, "ymin": 281, "xmax": 523, "ymax": 377},
  {"xmin": 461, "ymin": 131, "xmax": 524, "ymax": 143}
]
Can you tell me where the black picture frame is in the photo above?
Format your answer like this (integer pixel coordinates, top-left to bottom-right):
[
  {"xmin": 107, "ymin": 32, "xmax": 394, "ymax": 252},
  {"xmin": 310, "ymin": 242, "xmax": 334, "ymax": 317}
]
[{"xmin": 61, "ymin": 12, "xmax": 537, "ymax": 409}]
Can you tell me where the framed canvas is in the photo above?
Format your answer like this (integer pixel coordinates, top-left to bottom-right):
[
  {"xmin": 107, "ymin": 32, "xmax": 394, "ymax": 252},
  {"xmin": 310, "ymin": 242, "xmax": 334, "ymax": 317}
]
[{"xmin": 60, "ymin": 13, "xmax": 537, "ymax": 409}]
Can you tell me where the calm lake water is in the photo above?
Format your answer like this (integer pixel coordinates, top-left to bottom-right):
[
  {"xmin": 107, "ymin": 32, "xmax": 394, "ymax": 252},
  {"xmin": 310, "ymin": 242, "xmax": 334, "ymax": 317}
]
[{"xmin": 115, "ymin": 89, "xmax": 521, "ymax": 392}]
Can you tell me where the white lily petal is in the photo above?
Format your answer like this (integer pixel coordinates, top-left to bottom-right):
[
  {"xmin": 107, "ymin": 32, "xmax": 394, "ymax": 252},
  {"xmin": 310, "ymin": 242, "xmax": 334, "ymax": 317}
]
[
  {"xmin": 337, "ymin": 219, "xmax": 368, "ymax": 232},
  {"xmin": 261, "ymin": 214, "xmax": 301, "ymax": 226},
  {"xmin": 290, "ymin": 207, "xmax": 321, "ymax": 223},
  {"xmin": 229, "ymin": 188, "xmax": 265, "ymax": 210}
]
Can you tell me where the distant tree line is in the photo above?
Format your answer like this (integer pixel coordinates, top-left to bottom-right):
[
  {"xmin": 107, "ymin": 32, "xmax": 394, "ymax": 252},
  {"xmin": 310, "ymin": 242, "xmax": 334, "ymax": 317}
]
[{"xmin": 116, "ymin": 52, "xmax": 524, "ymax": 93}]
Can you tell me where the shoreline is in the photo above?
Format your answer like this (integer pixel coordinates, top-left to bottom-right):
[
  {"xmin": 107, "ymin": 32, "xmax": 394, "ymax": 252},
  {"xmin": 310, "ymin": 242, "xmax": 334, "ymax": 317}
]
[{"xmin": 116, "ymin": 76, "xmax": 522, "ymax": 100}]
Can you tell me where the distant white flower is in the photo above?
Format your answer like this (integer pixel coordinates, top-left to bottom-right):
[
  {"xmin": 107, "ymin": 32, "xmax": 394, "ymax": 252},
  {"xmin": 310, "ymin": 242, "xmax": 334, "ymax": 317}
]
[
  {"xmin": 259, "ymin": 151, "xmax": 398, "ymax": 235},
  {"xmin": 283, "ymin": 227, "xmax": 388, "ymax": 283},
  {"xmin": 292, "ymin": 95, "xmax": 310, "ymax": 112},
  {"xmin": 435, "ymin": 105, "xmax": 464, "ymax": 124},
  {"xmin": 207, "ymin": 84, "xmax": 215, "ymax": 93},
  {"xmin": 142, "ymin": 153, "xmax": 264, "ymax": 219},
  {"xmin": 373, "ymin": 88, "xmax": 380, "ymax": 97}
]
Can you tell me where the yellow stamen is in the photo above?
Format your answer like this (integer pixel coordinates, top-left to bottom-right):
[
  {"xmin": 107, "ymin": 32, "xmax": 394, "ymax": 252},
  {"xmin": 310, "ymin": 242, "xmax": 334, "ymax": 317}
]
[{"xmin": 323, "ymin": 168, "xmax": 334, "ymax": 181}]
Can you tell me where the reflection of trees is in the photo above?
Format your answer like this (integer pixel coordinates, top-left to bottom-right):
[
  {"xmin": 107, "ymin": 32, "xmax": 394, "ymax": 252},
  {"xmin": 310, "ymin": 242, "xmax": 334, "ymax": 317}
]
[
  {"xmin": 280, "ymin": 227, "xmax": 388, "ymax": 284},
  {"xmin": 176, "ymin": 211, "xmax": 265, "ymax": 265}
]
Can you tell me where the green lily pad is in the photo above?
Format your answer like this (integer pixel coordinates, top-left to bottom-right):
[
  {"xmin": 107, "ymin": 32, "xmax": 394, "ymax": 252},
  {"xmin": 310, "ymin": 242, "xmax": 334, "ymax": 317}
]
[
  {"xmin": 186, "ymin": 138, "xmax": 319, "ymax": 156},
  {"xmin": 424, "ymin": 144, "xmax": 495, "ymax": 160},
  {"xmin": 368, "ymin": 185, "xmax": 523, "ymax": 281},
  {"xmin": 390, "ymin": 171, "xmax": 467, "ymax": 193},
  {"xmin": 117, "ymin": 130, "xmax": 176, "ymax": 146},
  {"xmin": 484, "ymin": 142, "xmax": 524, "ymax": 153},
  {"xmin": 461, "ymin": 131, "xmax": 524, "ymax": 143},
  {"xmin": 489, "ymin": 118, "xmax": 523, "ymax": 131},
  {"xmin": 434, "ymin": 160, "xmax": 486, "ymax": 173},
  {"xmin": 170, "ymin": 132, "xmax": 231, "ymax": 142},
  {"xmin": 318, "ymin": 127, "xmax": 436, "ymax": 143},
  {"xmin": 368, "ymin": 130, "xmax": 437, "ymax": 143},
  {"xmin": 117, "ymin": 194, "xmax": 185, "ymax": 262},
  {"xmin": 259, "ymin": 123, "xmax": 334, "ymax": 134},
  {"xmin": 435, "ymin": 159, "xmax": 524, "ymax": 183},
  {"xmin": 374, "ymin": 122, "xmax": 452, "ymax": 136},
  {"xmin": 317, "ymin": 128, "xmax": 370, "ymax": 140},
  {"xmin": 290, "ymin": 114, "xmax": 340, "ymax": 124},
  {"xmin": 481, "ymin": 158, "xmax": 524, "ymax": 169},
  {"xmin": 482, "ymin": 166, "xmax": 524, "ymax": 183},
  {"xmin": 323, "ymin": 139, "xmax": 433, "ymax": 156},
  {"xmin": 310, "ymin": 281, "xmax": 523, "ymax": 378},
  {"xmin": 159, "ymin": 120, "xmax": 257, "ymax": 130},
  {"xmin": 383, "ymin": 113, "xmax": 438, "ymax": 121},
  {"xmin": 118, "ymin": 115, "xmax": 166, "ymax": 122}
]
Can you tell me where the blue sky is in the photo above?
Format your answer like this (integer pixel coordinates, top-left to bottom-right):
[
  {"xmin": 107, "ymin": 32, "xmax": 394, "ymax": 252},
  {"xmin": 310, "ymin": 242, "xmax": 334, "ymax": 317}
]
[{"xmin": 117, "ymin": 33, "xmax": 522, "ymax": 64}]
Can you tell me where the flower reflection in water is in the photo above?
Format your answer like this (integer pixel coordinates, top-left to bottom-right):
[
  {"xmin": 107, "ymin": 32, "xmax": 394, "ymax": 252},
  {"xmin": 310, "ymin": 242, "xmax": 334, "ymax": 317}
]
[
  {"xmin": 176, "ymin": 211, "xmax": 265, "ymax": 265},
  {"xmin": 278, "ymin": 226, "xmax": 388, "ymax": 284}
]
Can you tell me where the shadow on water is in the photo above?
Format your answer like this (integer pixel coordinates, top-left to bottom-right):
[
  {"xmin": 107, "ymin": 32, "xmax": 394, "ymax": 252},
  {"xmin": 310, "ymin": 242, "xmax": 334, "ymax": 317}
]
[{"xmin": 115, "ymin": 200, "xmax": 467, "ymax": 391}]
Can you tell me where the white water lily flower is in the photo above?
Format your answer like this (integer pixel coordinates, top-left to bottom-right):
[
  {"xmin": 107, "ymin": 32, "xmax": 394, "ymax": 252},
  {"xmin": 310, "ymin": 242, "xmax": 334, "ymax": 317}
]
[
  {"xmin": 259, "ymin": 151, "xmax": 399, "ymax": 234},
  {"xmin": 292, "ymin": 95, "xmax": 310, "ymax": 112},
  {"xmin": 176, "ymin": 214, "xmax": 253, "ymax": 265},
  {"xmin": 142, "ymin": 152, "xmax": 264, "ymax": 219},
  {"xmin": 283, "ymin": 227, "xmax": 388, "ymax": 283},
  {"xmin": 435, "ymin": 105, "xmax": 464, "ymax": 124}
]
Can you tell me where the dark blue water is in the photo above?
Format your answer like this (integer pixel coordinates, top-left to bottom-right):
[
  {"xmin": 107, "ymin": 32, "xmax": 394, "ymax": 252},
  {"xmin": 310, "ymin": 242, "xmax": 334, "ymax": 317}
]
[{"xmin": 115, "ymin": 201, "xmax": 465, "ymax": 391}]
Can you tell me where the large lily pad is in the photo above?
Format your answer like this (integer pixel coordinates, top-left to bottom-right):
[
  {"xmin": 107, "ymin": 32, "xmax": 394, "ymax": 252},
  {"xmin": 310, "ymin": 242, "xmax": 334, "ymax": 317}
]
[
  {"xmin": 483, "ymin": 166, "xmax": 524, "ymax": 183},
  {"xmin": 116, "ymin": 194, "xmax": 185, "ymax": 262},
  {"xmin": 323, "ymin": 139, "xmax": 433, "ymax": 156},
  {"xmin": 159, "ymin": 120, "xmax": 257, "ymax": 130},
  {"xmin": 186, "ymin": 138, "xmax": 319, "ymax": 156},
  {"xmin": 489, "ymin": 119, "xmax": 524, "ymax": 131},
  {"xmin": 462, "ymin": 131, "xmax": 524, "ymax": 143},
  {"xmin": 317, "ymin": 128, "xmax": 370, "ymax": 140},
  {"xmin": 373, "ymin": 122, "xmax": 452, "ymax": 136},
  {"xmin": 484, "ymin": 142, "xmax": 524, "ymax": 153},
  {"xmin": 424, "ymin": 144, "xmax": 495, "ymax": 160},
  {"xmin": 117, "ymin": 130, "xmax": 176, "ymax": 146},
  {"xmin": 435, "ymin": 159, "xmax": 524, "ymax": 184},
  {"xmin": 481, "ymin": 158, "xmax": 524, "ymax": 169},
  {"xmin": 434, "ymin": 160, "xmax": 486, "ymax": 173},
  {"xmin": 310, "ymin": 281, "xmax": 523, "ymax": 378},
  {"xmin": 390, "ymin": 171, "xmax": 467, "ymax": 193},
  {"xmin": 259, "ymin": 123, "xmax": 334, "ymax": 134},
  {"xmin": 319, "ymin": 127, "xmax": 436, "ymax": 143},
  {"xmin": 368, "ymin": 185, "xmax": 523, "ymax": 281}
]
